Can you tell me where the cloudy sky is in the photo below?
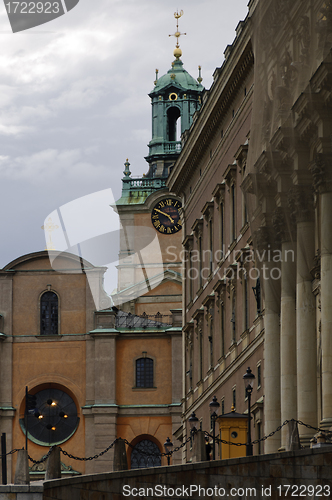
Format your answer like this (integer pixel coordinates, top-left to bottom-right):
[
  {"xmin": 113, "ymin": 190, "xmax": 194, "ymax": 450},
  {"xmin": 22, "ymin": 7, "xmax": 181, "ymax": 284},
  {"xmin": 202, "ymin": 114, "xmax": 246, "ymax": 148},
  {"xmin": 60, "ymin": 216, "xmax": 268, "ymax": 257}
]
[{"xmin": 0, "ymin": 0, "xmax": 249, "ymax": 294}]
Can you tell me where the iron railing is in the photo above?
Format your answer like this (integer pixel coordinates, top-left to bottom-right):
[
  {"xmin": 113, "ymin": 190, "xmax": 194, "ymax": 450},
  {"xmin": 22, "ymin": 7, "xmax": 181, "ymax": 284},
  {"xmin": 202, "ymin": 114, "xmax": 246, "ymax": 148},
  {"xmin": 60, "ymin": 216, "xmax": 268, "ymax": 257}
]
[{"xmin": 115, "ymin": 311, "xmax": 172, "ymax": 329}]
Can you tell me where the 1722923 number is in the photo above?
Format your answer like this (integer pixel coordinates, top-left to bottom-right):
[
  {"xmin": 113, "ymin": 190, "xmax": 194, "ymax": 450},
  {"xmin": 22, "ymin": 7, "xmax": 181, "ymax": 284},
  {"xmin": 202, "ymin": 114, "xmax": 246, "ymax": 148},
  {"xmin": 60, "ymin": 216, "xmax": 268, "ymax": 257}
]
[{"xmin": 5, "ymin": 2, "xmax": 60, "ymax": 14}]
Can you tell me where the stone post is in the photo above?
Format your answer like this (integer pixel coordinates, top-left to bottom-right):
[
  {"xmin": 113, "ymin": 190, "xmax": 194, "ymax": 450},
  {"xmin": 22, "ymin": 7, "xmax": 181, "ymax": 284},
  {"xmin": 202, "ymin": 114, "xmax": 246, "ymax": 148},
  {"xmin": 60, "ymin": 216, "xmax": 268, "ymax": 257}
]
[
  {"xmin": 113, "ymin": 439, "xmax": 128, "ymax": 471},
  {"xmin": 14, "ymin": 449, "xmax": 29, "ymax": 485},
  {"xmin": 286, "ymin": 420, "xmax": 300, "ymax": 451},
  {"xmin": 45, "ymin": 446, "xmax": 61, "ymax": 480},
  {"xmin": 289, "ymin": 186, "xmax": 317, "ymax": 446},
  {"xmin": 192, "ymin": 430, "xmax": 207, "ymax": 463}
]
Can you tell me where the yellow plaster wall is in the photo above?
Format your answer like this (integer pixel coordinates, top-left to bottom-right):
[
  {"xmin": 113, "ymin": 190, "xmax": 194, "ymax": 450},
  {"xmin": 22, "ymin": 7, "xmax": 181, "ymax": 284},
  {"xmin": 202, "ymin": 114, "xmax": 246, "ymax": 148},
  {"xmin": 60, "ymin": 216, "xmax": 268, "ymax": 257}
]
[
  {"xmin": 11, "ymin": 340, "xmax": 86, "ymax": 475},
  {"xmin": 12, "ymin": 273, "xmax": 86, "ymax": 336},
  {"xmin": 116, "ymin": 338, "xmax": 172, "ymax": 405}
]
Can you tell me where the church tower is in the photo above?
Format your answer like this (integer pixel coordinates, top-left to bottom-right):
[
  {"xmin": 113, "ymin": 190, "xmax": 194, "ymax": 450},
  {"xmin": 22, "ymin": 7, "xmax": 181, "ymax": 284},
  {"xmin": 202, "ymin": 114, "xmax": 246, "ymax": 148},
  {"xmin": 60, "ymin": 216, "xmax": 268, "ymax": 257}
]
[
  {"xmin": 114, "ymin": 11, "xmax": 204, "ymax": 314},
  {"xmin": 145, "ymin": 12, "xmax": 204, "ymax": 178}
]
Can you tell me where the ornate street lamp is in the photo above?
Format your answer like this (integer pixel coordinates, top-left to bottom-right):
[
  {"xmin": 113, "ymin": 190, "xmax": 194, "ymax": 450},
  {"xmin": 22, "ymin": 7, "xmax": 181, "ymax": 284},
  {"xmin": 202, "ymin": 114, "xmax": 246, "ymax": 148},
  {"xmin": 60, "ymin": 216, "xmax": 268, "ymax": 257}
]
[
  {"xmin": 209, "ymin": 396, "xmax": 220, "ymax": 460},
  {"xmin": 164, "ymin": 437, "xmax": 174, "ymax": 465},
  {"xmin": 243, "ymin": 366, "xmax": 255, "ymax": 456},
  {"xmin": 188, "ymin": 412, "xmax": 199, "ymax": 433},
  {"xmin": 188, "ymin": 411, "xmax": 199, "ymax": 449}
]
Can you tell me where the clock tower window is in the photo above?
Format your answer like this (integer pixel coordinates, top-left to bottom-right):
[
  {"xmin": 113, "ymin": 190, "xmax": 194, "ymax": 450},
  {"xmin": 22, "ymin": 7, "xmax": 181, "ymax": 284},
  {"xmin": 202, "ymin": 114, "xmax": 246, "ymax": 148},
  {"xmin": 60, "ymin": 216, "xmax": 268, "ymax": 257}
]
[{"xmin": 167, "ymin": 106, "xmax": 181, "ymax": 142}]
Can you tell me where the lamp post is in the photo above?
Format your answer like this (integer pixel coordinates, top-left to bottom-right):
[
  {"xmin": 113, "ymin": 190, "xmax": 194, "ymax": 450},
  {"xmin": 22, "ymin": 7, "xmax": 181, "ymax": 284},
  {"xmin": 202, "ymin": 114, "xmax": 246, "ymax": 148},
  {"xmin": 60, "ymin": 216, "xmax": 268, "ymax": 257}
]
[
  {"xmin": 188, "ymin": 411, "xmax": 199, "ymax": 449},
  {"xmin": 164, "ymin": 437, "xmax": 174, "ymax": 465},
  {"xmin": 243, "ymin": 366, "xmax": 255, "ymax": 456},
  {"xmin": 209, "ymin": 396, "xmax": 220, "ymax": 460}
]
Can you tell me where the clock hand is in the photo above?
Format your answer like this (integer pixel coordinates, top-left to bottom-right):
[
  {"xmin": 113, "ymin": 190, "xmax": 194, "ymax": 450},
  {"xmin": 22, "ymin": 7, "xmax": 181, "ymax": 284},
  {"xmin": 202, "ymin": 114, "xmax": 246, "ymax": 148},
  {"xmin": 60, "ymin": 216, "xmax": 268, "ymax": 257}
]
[{"xmin": 154, "ymin": 208, "xmax": 175, "ymax": 224}]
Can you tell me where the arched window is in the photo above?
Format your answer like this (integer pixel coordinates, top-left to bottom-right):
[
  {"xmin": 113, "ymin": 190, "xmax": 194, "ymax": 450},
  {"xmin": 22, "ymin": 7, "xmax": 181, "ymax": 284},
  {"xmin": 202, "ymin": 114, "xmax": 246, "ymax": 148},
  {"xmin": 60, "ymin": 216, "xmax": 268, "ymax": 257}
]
[
  {"xmin": 136, "ymin": 357, "xmax": 154, "ymax": 388},
  {"xmin": 167, "ymin": 107, "xmax": 181, "ymax": 142},
  {"xmin": 130, "ymin": 439, "xmax": 161, "ymax": 469},
  {"xmin": 40, "ymin": 291, "xmax": 58, "ymax": 335}
]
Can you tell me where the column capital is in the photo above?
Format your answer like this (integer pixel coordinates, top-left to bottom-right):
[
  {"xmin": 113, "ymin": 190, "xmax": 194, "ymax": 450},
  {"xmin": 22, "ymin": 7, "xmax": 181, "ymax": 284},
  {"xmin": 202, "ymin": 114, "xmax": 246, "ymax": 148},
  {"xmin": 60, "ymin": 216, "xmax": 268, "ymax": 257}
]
[
  {"xmin": 288, "ymin": 185, "xmax": 315, "ymax": 223},
  {"xmin": 272, "ymin": 207, "xmax": 295, "ymax": 243},
  {"xmin": 309, "ymin": 153, "xmax": 332, "ymax": 194},
  {"xmin": 192, "ymin": 309, "xmax": 204, "ymax": 338},
  {"xmin": 183, "ymin": 323, "xmax": 194, "ymax": 346},
  {"xmin": 254, "ymin": 226, "xmax": 273, "ymax": 254}
]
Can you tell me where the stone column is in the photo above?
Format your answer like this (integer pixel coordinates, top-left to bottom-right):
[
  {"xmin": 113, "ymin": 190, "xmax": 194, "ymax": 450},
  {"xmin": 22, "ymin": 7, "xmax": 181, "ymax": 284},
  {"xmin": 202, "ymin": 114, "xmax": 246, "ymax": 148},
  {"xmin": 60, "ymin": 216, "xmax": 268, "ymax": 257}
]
[
  {"xmin": 280, "ymin": 241, "xmax": 297, "ymax": 447},
  {"xmin": 320, "ymin": 191, "xmax": 332, "ymax": 428},
  {"xmin": 273, "ymin": 208, "xmax": 297, "ymax": 450},
  {"xmin": 289, "ymin": 186, "xmax": 317, "ymax": 445},
  {"xmin": 257, "ymin": 227, "xmax": 281, "ymax": 454},
  {"xmin": 310, "ymin": 154, "xmax": 332, "ymax": 429}
]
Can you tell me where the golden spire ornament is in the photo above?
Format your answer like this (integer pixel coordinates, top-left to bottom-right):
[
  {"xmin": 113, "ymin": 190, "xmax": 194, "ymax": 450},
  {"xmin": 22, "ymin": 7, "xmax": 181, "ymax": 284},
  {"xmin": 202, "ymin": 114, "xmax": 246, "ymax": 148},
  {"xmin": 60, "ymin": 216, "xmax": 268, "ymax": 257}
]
[{"xmin": 169, "ymin": 10, "xmax": 186, "ymax": 60}]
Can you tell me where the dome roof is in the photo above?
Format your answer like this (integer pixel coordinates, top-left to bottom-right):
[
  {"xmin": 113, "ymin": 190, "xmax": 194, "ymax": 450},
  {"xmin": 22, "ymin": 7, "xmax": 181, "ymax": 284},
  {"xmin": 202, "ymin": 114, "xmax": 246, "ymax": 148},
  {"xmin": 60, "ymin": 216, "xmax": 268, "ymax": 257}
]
[{"xmin": 151, "ymin": 59, "xmax": 204, "ymax": 94}]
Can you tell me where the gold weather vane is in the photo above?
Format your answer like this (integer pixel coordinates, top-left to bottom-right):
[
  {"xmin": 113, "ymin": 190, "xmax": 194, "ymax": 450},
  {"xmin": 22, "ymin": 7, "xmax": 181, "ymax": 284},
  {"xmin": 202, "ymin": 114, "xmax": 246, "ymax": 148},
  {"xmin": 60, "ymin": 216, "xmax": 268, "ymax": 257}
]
[
  {"xmin": 41, "ymin": 217, "xmax": 59, "ymax": 250},
  {"xmin": 169, "ymin": 10, "xmax": 186, "ymax": 59}
]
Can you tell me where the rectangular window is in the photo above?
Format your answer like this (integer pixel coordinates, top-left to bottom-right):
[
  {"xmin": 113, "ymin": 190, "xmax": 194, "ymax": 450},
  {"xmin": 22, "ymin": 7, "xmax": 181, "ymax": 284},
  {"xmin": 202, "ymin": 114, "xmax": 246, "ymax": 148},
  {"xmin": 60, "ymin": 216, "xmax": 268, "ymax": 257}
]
[
  {"xmin": 221, "ymin": 302, "xmax": 225, "ymax": 358},
  {"xmin": 209, "ymin": 318, "xmax": 213, "ymax": 368},
  {"xmin": 232, "ymin": 387, "xmax": 236, "ymax": 409},
  {"xmin": 209, "ymin": 218, "xmax": 213, "ymax": 274},
  {"xmin": 136, "ymin": 358, "xmax": 154, "ymax": 388},
  {"xmin": 257, "ymin": 364, "xmax": 261, "ymax": 388},
  {"xmin": 243, "ymin": 274, "xmax": 249, "ymax": 331},
  {"xmin": 218, "ymin": 202, "xmax": 225, "ymax": 260},
  {"xmin": 189, "ymin": 345, "xmax": 193, "ymax": 391},
  {"xmin": 198, "ymin": 236, "xmax": 202, "ymax": 289},
  {"xmin": 231, "ymin": 184, "xmax": 236, "ymax": 242},
  {"xmin": 189, "ymin": 250, "xmax": 194, "ymax": 302},
  {"xmin": 199, "ymin": 330, "xmax": 203, "ymax": 381},
  {"xmin": 221, "ymin": 398, "xmax": 225, "ymax": 415},
  {"xmin": 231, "ymin": 294, "xmax": 236, "ymax": 342}
]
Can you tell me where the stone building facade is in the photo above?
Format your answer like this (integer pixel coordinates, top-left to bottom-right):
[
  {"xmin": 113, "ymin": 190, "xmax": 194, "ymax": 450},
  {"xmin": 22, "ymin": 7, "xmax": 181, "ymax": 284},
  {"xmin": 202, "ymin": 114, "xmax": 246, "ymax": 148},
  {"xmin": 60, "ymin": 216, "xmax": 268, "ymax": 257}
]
[
  {"xmin": 244, "ymin": 0, "xmax": 332, "ymax": 452},
  {"xmin": 168, "ymin": 9, "xmax": 264, "ymax": 460},
  {"xmin": 169, "ymin": 0, "xmax": 332, "ymax": 458}
]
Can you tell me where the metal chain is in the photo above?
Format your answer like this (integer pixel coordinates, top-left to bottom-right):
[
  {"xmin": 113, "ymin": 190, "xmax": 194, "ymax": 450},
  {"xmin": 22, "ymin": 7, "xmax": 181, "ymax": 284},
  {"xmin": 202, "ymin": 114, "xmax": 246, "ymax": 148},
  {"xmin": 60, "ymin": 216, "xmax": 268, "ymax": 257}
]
[
  {"xmin": 0, "ymin": 448, "xmax": 21, "ymax": 458},
  {"xmin": 28, "ymin": 446, "xmax": 55, "ymax": 464},
  {"xmin": 123, "ymin": 436, "xmax": 192, "ymax": 458},
  {"xmin": 205, "ymin": 419, "xmax": 331, "ymax": 447},
  {"xmin": 8, "ymin": 419, "xmax": 330, "ymax": 463},
  {"xmin": 59, "ymin": 438, "xmax": 118, "ymax": 461}
]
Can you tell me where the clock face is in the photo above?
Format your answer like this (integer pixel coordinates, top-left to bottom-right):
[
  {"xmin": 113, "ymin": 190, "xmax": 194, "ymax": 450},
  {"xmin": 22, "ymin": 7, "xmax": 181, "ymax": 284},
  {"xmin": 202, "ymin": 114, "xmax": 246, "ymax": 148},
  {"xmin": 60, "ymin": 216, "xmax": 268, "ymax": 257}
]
[{"xmin": 151, "ymin": 198, "xmax": 182, "ymax": 234}]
